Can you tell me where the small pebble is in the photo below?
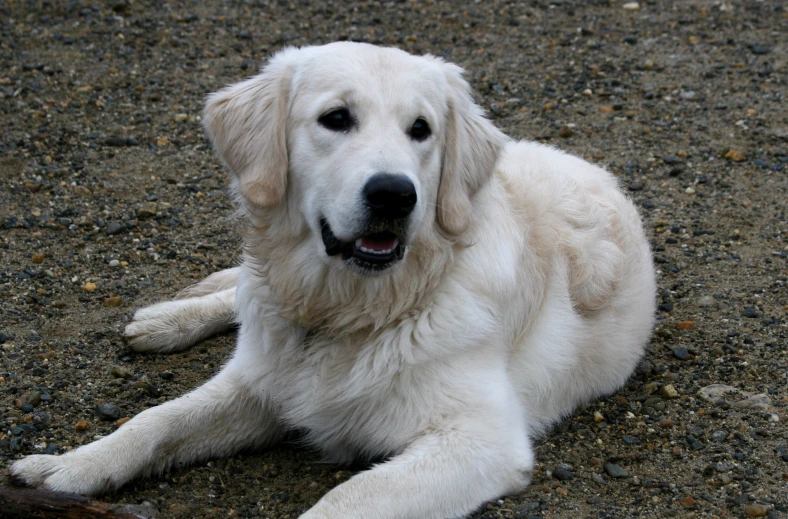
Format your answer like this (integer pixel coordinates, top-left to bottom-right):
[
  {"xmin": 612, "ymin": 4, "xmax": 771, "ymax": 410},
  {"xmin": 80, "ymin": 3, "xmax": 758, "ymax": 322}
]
[
  {"xmin": 661, "ymin": 384, "xmax": 680, "ymax": 399},
  {"xmin": 110, "ymin": 365, "xmax": 133, "ymax": 379},
  {"xmin": 676, "ymin": 321, "xmax": 694, "ymax": 330},
  {"xmin": 104, "ymin": 296, "xmax": 122, "ymax": 307},
  {"xmin": 137, "ymin": 202, "xmax": 159, "ymax": 219},
  {"xmin": 32, "ymin": 253, "xmax": 44, "ymax": 264},
  {"xmin": 679, "ymin": 496, "xmax": 697, "ymax": 508},
  {"xmin": 622, "ymin": 434, "xmax": 641, "ymax": 445},
  {"xmin": 733, "ymin": 393, "xmax": 772, "ymax": 411},
  {"xmin": 24, "ymin": 391, "xmax": 42, "ymax": 407},
  {"xmin": 109, "ymin": 259, "xmax": 120, "ymax": 267},
  {"xmin": 749, "ymin": 44, "xmax": 771, "ymax": 55},
  {"xmin": 698, "ymin": 384, "xmax": 738, "ymax": 402},
  {"xmin": 593, "ymin": 411, "xmax": 605, "ymax": 422},
  {"xmin": 558, "ymin": 126, "xmax": 574, "ymax": 138},
  {"xmin": 75, "ymin": 419, "xmax": 90, "ymax": 431},
  {"xmin": 603, "ymin": 463, "xmax": 629, "ymax": 478},
  {"xmin": 96, "ymin": 403, "xmax": 121, "ymax": 421},
  {"xmin": 671, "ymin": 347, "xmax": 691, "ymax": 360},
  {"xmin": 116, "ymin": 417, "xmax": 131, "ymax": 427},
  {"xmin": 658, "ymin": 301, "xmax": 673, "ymax": 312},
  {"xmin": 552, "ymin": 464, "xmax": 574, "ymax": 481},
  {"xmin": 628, "ymin": 180, "xmax": 645, "ymax": 192},
  {"xmin": 106, "ymin": 222, "xmax": 125, "ymax": 235},
  {"xmin": 725, "ymin": 150, "xmax": 745, "ymax": 162},
  {"xmin": 83, "ymin": 282, "xmax": 97, "ymax": 291},
  {"xmin": 105, "ymin": 136, "xmax": 138, "ymax": 147},
  {"xmin": 745, "ymin": 504, "xmax": 769, "ymax": 517},
  {"xmin": 742, "ymin": 307, "xmax": 759, "ymax": 318},
  {"xmin": 686, "ymin": 435, "xmax": 704, "ymax": 451},
  {"xmin": 622, "ymin": 2, "xmax": 640, "ymax": 10}
]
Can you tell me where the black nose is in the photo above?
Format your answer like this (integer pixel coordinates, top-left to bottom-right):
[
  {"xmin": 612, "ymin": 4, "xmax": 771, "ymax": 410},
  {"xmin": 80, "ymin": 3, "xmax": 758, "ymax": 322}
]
[{"xmin": 363, "ymin": 173, "xmax": 417, "ymax": 219}]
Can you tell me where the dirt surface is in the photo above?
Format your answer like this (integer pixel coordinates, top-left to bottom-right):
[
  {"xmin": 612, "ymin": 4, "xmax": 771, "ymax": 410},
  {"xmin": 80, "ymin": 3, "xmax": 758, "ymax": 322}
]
[{"xmin": 1, "ymin": 1, "xmax": 786, "ymax": 518}]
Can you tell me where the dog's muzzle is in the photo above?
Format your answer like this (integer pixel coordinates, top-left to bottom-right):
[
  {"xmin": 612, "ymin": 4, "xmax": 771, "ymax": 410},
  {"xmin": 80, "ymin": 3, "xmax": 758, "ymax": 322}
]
[
  {"xmin": 321, "ymin": 217, "xmax": 406, "ymax": 271},
  {"xmin": 320, "ymin": 173, "xmax": 415, "ymax": 272}
]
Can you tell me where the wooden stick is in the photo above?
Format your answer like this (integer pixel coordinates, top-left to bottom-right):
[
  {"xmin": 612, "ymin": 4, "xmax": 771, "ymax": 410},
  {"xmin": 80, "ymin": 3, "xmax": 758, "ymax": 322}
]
[{"xmin": 0, "ymin": 487, "xmax": 152, "ymax": 519}]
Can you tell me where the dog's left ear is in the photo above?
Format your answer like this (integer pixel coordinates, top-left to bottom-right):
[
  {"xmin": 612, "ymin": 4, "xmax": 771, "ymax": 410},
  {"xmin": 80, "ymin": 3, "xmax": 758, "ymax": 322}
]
[
  {"xmin": 203, "ymin": 49, "xmax": 297, "ymax": 208},
  {"xmin": 437, "ymin": 62, "xmax": 507, "ymax": 236}
]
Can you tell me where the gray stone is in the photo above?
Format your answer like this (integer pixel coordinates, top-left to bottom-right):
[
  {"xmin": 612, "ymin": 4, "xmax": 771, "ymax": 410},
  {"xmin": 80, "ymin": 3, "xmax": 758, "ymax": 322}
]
[
  {"xmin": 514, "ymin": 502, "xmax": 540, "ymax": 518},
  {"xmin": 110, "ymin": 365, "xmax": 133, "ymax": 379},
  {"xmin": 96, "ymin": 403, "xmax": 121, "ymax": 421},
  {"xmin": 552, "ymin": 464, "xmax": 574, "ymax": 481},
  {"xmin": 106, "ymin": 222, "xmax": 125, "ymax": 235},
  {"xmin": 137, "ymin": 202, "xmax": 159, "ymax": 219},
  {"xmin": 604, "ymin": 463, "xmax": 629, "ymax": 478},
  {"xmin": 698, "ymin": 384, "xmax": 738, "ymax": 403},
  {"xmin": 733, "ymin": 393, "xmax": 772, "ymax": 411}
]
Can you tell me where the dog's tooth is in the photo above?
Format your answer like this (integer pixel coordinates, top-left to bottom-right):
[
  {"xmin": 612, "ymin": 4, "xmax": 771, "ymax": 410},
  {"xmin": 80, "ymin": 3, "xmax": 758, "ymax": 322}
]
[{"xmin": 355, "ymin": 238, "xmax": 363, "ymax": 248}]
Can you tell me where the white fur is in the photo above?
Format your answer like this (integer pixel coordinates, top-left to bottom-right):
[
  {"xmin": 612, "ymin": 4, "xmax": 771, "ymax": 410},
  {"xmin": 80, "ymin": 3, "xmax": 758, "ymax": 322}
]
[{"xmin": 11, "ymin": 43, "xmax": 655, "ymax": 519}]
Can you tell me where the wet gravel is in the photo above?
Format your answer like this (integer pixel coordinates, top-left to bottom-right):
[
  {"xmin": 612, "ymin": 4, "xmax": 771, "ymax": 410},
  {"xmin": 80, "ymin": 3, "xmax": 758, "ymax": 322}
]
[{"xmin": 1, "ymin": 1, "xmax": 787, "ymax": 518}]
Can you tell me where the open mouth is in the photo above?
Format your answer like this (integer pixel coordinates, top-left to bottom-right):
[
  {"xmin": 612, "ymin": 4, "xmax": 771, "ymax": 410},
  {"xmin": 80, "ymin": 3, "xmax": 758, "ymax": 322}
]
[{"xmin": 320, "ymin": 217, "xmax": 405, "ymax": 271}]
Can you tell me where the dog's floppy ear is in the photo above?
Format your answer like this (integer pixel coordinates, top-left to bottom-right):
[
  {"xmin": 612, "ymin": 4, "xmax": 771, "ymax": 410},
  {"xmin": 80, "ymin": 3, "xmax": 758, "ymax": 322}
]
[
  {"xmin": 438, "ymin": 63, "xmax": 506, "ymax": 236},
  {"xmin": 203, "ymin": 49, "xmax": 296, "ymax": 208}
]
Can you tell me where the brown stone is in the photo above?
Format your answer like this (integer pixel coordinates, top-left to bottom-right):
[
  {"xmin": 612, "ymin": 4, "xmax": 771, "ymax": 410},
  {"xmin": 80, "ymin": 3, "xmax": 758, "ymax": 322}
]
[
  {"xmin": 679, "ymin": 496, "xmax": 696, "ymax": 508},
  {"xmin": 745, "ymin": 504, "xmax": 769, "ymax": 517},
  {"xmin": 103, "ymin": 296, "xmax": 122, "ymax": 307}
]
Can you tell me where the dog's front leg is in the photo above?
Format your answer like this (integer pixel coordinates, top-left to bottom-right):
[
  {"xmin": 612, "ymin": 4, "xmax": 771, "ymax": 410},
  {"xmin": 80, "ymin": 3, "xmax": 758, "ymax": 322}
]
[
  {"xmin": 10, "ymin": 366, "xmax": 283, "ymax": 495},
  {"xmin": 301, "ymin": 410, "xmax": 534, "ymax": 519}
]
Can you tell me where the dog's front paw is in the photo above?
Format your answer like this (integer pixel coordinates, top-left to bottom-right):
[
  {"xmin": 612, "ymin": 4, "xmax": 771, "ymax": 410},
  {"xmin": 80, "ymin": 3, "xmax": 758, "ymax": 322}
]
[
  {"xmin": 124, "ymin": 301, "xmax": 195, "ymax": 353},
  {"xmin": 10, "ymin": 454, "xmax": 117, "ymax": 495}
]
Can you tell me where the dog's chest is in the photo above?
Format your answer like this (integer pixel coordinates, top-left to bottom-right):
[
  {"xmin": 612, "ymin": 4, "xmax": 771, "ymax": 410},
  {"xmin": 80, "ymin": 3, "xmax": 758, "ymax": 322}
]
[
  {"xmin": 239, "ymin": 320, "xmax": 474, "ymax": 460},
  {"xmin": 275, "ymin": 336, "xmax": 441, "ymax": 457}
]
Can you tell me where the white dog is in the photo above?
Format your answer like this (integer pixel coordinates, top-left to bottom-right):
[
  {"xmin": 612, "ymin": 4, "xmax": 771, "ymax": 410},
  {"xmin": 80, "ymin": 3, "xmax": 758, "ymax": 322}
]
[{"xmin": 11, "ymin": 42, "xmax": 655, "ymax": 519}]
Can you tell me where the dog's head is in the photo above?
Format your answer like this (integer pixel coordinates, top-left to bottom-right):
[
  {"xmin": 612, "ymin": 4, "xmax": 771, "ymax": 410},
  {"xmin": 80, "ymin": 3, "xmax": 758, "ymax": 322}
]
[{"xmin": 204, "ymin": 42, "xmax": 504, "ymax": 276}]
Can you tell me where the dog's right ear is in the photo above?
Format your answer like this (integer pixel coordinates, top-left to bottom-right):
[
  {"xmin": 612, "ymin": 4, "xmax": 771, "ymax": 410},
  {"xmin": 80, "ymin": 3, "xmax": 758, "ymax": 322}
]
[
  {"xmin": 437, "ymin": 62, "xmax": 506, "ymax": 237},
  {"xmin": 203, "ymin": 49, "xmax": 297, "ymax": 208}
]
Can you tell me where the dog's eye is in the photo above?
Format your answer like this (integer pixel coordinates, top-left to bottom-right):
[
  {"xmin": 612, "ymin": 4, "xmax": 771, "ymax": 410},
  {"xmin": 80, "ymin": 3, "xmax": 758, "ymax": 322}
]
[
  {"xmin": 409, "ymin": 118, "xmax": 431, "ymax": 141},
  {"xmin": 318, "ymin": 108, "xmax": 354, "ymax": 132}
]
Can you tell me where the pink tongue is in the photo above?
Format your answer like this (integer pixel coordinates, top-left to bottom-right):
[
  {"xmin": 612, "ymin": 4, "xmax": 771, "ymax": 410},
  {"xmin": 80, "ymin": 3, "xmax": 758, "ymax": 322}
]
[{"xmin": 361, "ymin": 236, "xmax": 396, "ymax": 251}]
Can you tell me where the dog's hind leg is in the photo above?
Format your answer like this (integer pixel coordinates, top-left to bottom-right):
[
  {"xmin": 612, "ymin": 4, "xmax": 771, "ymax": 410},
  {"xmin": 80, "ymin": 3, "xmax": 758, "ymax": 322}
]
[
  {"xmin": 10, "ymin": 366, "xmax": 284, "ymax": 495},
  {"xmin": 175, "ymin": 267, "xmax": 240, "ymax": 299},
  {"xmin": 124, "ymin": 287, "xmax": 236, "ymax": 353}
]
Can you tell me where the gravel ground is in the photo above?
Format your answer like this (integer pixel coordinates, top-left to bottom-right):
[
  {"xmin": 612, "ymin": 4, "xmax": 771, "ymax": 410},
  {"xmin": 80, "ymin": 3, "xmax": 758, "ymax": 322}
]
[{"xmin": 1, "ymin": 1, "xmax": 786, "ymax": 518}]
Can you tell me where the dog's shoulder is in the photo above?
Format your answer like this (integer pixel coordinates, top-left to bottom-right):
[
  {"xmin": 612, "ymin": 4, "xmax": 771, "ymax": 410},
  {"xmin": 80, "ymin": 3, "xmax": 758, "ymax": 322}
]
[{"xmin": 495, "ymin": 141, "xmax": 640, "ymax": 313}]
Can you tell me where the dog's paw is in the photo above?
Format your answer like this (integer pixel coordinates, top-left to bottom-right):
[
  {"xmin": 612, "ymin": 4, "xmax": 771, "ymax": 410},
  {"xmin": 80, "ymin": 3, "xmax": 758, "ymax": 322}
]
[
  {"xmin": 124, "ymin": 301, "xmax": 196, "ymax": 353},
  {"xmin": 10, "ymin": 454, "xmax": 116, "ymax": 495}
]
